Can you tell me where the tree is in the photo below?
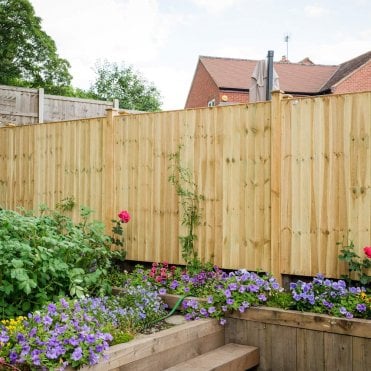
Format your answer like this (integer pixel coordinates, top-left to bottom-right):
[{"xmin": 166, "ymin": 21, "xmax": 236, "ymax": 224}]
[
  {"xmin": 89, "ymin": 61, "xmax": 162, "ymax": 112},
  {"xmin": 0, "ymin": 0, "xmax": 72, "ymax": 91}
]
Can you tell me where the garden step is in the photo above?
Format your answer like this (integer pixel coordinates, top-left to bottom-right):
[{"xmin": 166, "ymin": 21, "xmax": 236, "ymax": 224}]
[{"xmin": 163, "ymin": 343, "xmax": 259, "ymax": 371}]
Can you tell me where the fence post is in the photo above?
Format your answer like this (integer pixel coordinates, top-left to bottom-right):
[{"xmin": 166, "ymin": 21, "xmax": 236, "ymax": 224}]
[
  {"xmin": 270, "ymin": 90, "xmax": 283, "ymax": 284},
  {"xmin": 102, "ymin": 108, "xmax": 119, "ymax": 233},
  {"xmin": 38, "ymin": 88, "xmax": 44, "ymax": 123}
]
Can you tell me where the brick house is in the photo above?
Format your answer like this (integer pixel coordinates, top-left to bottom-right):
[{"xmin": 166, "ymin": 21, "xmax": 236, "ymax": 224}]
[{"xmin": 185, "ymin": 51, "xmax": 371, "ymax": 108}]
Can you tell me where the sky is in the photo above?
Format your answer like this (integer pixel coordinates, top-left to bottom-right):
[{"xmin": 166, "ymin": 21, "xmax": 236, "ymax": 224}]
[{"xmin": 29, "ymin": 0, "xmax": 371, "ymax": 111}]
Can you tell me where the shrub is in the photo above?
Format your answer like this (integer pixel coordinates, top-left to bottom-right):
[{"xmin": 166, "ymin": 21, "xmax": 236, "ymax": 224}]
[{"xmin": 0, "ymin": 203, "xmax": 125, "ymax": 319}]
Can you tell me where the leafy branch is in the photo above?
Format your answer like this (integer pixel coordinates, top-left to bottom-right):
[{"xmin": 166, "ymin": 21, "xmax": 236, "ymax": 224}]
[{"xmin": 338, "ymin": 240, "xmax": 371, "ymax": 286}]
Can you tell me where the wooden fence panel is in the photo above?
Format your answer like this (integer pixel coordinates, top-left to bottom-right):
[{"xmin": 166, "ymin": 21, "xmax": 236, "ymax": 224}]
[
  {"xmin": 280, "ymin": 93, "xmax": 370, "ymax": 278},
  {"xmin": 109, "ymin": 103, "xmax": 271, "ymax": 270},
  {"xmin": 43, "ymin": 95, "xmax": 114, "ymax": 123},
  {"xmin": 0, "ymin": 92, "xmax": 369, "ymax": 277},
  {"xmin": 0, "ymin": 85, "xmax": 39, "ymax": 125},
  {"xmin": 0, "ymin": 84, "xmax": 114, "ymax": 125}
]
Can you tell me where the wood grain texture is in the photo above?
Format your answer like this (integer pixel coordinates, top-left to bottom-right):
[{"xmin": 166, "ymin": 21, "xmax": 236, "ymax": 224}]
[{"xmin": 0, "ymin": 92, "xmax": 369, "ymax": 276}]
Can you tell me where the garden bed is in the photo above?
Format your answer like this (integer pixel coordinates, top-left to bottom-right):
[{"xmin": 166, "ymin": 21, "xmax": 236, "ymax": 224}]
[{"xmin": 160, "ymin": 293, "xmax": 370, "ymax": 370}]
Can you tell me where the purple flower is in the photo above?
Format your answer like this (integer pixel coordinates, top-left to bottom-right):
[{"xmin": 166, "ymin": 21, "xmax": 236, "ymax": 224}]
[
  {"xmin": 31, "ymin": 349, "xmax": 41, "ymax": 366},
  {"xmin": 96, "ymin": 344, "xmax": 104, "ymax": 353},
  {"xmin": 219, "ymin": 318, "xmax": 227, "ymax": 325},
  {"xmin": 60, "ymin": 313, "xmax": 69, "ymax": 322},
  {"xmin": 239, "ymin": 305, "xmax": 246, "ymax": 313},
  {"xmin": 224, "ymin": 289, "xmax": 231, "ymax": 298},
  {"xmin": 356, "ymin": 303, "xmax": 367, "ymax": 312},
  {"xmin": 242, "ymin": 301, "xmax": 250, "ymax": 308},
  {"xmin": 43, "ymin": 315, "xmax": 53, "ymax": 326},
  {"xmin": 207, "ymin": 296, "xmax": 214, "ymax": 304},
  {"xmin": 226, "ymin": 298, "xmax": 234, "ymax": 305},
  {"xmin": 60, "ymin": 298, "xmax": 70, "ymax": 308},
  {"xmin": 9, "ymin": 351, "xmax": 18, "ymax": 363},
  {"xmin": 16, "ymin": 333, "xmax": 25, "ymax": 342},
  {"xmin": 170, "ymin": 280, "xmax": 179, "ymax": 290},
  {"xmin": 158, "ymin": 288, "xmax": 167, "ymax": 295},
  {"xmin": 46, "ymin": 347, "xmax": 59, "ymax": 359},
  {"xmin": 239, "ymin": 285, "xmax": 247, "ymax": 293},
  {"xmin": 181, "ymin": 274, "xmax": 190, "ymax": 282},
  {"xmin": 346, "ymin": 312, "xmax": 353, "ymax": 319},
  {"xmin": 208, "ymin": 306, "xmax": 216, "ymax": 314},
  {"xmin": 248, "ymin": 284, "xmax": 259, "ymax": 293},
  {"xmin": 69, "ymin": 337, "xmax": 80, "ymax": 346},
  {"xmin": 29, "ymin": 327, "xmax": 37, "ymax": 338},
  {"xmin": 86, "ymin": 334, "xmax": 96, "ymax": 344},
  {"xmin": 89, "ymin": 350, "xmax": 100, "ymax": 365},
  {"xmin": 258, "ymin": 294, "xmax": 267, "ymax": 302},
  {"xmin": 71, "ymin": 346, "xmax": 83, "ymax": 361},
  {"xmin": 200, "ymin": 308, "xmax": 208, "ymax": 316},
  {"xmin": 0, "ymin": 330, "xmax": 9, "ymax": 343},
  {"xmin": 47, "ymin": 303, "xmax": 57, "ymax": 315},
  {"xmin": 339, "ymin": 307, "xmax": 347, "ymax": 315}
]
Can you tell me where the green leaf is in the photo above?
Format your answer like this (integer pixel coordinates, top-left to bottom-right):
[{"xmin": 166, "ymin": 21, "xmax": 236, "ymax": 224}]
[
  {"xmin": 0, "ymin": 280, "xmax": 13, "ymax": 295},
  {"xmin": 11, "ymin": 267, "xmax": 29, "ymax": 281},
  {"xmin": 19, "ymin": 280, "xmax": 32, "ymax": 295},
  {"xmin": 11, "ymin": 258, "xmax": 24, "ymax": 268},
  {"xmin": 22, "ymin": 301, "xmax": 31, "ymax": 312}
]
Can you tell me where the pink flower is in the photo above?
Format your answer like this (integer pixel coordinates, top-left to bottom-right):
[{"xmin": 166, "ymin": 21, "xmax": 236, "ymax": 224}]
[
  {"xmin": 118, "ymin": 210, "xmax": 130, "ymax": 223},
  {"xmin": 364, "ymin": 246, "xmax": 371, "ymax": 258}
]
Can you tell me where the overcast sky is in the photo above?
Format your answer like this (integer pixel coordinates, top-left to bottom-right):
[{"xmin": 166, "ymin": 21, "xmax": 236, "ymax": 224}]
[{"xmin": 29, "ymin": 0, "xmax": 371, "ymax": 110}]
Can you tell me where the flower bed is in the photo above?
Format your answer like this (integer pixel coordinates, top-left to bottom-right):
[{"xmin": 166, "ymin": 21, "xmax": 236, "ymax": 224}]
[
  {"xmin": 136, "ymin": 263, "xmax": 370, "ymax": 323},
  {"xmin": 0, "ymin": 283, "xmax": 168, "ymax": 370}
]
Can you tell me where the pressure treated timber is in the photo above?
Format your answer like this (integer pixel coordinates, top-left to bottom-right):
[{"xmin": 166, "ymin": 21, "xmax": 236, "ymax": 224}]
[
  {"xmin": 163, "ymin": 343, "xmax": 259, "ymax": 371},
  {"xmin": 0, "ymin": 91, "xmax": 370, "ymax": 277}
]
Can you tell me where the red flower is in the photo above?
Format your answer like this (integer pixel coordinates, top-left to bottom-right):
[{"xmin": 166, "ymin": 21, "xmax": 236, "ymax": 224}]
[
  {"xmin": 118, "ymin": 210, "xmax": 130, "ymax": 223},
  {"xmin": 364, "ymin": 246, "xmax": 371, "ymax": 258}
]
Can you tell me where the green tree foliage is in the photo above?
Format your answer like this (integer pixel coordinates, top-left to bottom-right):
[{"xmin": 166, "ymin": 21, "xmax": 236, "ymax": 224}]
[
  {"xmin": 0, "ymin": 0, "xmax": 72, "ymax": 92},
  {"xmin": 89, "ymin": 60, "xmax": 162, "ymax": 112}
]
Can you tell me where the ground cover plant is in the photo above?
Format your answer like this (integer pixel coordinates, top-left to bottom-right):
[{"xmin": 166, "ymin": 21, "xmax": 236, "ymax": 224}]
[
  {"xmin": 123, "ymin": 255, "xmax": 370, "ymax": 325},
  {"xmin": 0, "ymin": 201, "xmax": 127, "ymax": 319},
  {"xmin": 0, "ymin": 283, "xmax": 167, "ymax": 370}
]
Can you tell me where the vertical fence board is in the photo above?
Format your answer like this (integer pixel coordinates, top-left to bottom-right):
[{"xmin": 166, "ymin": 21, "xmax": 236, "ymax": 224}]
[{"xmin": 324, "ymin": 333, "xmax": 352, "ymax": 371}]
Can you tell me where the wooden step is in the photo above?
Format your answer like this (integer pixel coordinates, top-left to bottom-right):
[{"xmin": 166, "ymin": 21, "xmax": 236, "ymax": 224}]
[{"xmin": 163, "ymin": 343, "xmax": 259, "ymax": 371}]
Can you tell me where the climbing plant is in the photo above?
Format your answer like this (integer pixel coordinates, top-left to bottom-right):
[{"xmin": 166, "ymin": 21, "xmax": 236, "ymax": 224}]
[{"xmin": 168, "ymin": 145, "xmax": 205, "ymax": 271}]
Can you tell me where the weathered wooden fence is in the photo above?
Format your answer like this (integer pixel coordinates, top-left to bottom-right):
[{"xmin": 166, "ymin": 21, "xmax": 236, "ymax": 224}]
[
  {"xmin": 0, "ymin": 84, "xmax": 117, "ymax": 125},
  {"xmin": 0, "ymin": 91, "xmax": 370, "ymax": 280}
]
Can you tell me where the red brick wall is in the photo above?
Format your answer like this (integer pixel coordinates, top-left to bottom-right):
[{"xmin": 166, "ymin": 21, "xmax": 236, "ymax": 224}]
[
  {"xmin": 185, "ymin": 61, "xmax": 220, "ymax": 108},
  {"xmin": 219, "ymin": 90, "xmax": 249, "ymax": 104},
  {"xmin": 333, "ymin": 60, "xmax": 371, "ymax": 94}
]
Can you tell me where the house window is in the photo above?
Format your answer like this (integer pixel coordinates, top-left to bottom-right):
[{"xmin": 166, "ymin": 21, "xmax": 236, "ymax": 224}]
[{"xmin": 208, "ymin": 99, "xmax": 216, "ymax": 107}]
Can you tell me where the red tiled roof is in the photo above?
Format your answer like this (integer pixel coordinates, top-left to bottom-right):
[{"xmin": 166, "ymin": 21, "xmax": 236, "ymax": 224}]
[
  {"xmin": 321, "ymin": 51, "xmax": 371, "ymax": 92},
  {"xmin": 199, "ymin": 56, "xmax": 339, "ymax": 94}
]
